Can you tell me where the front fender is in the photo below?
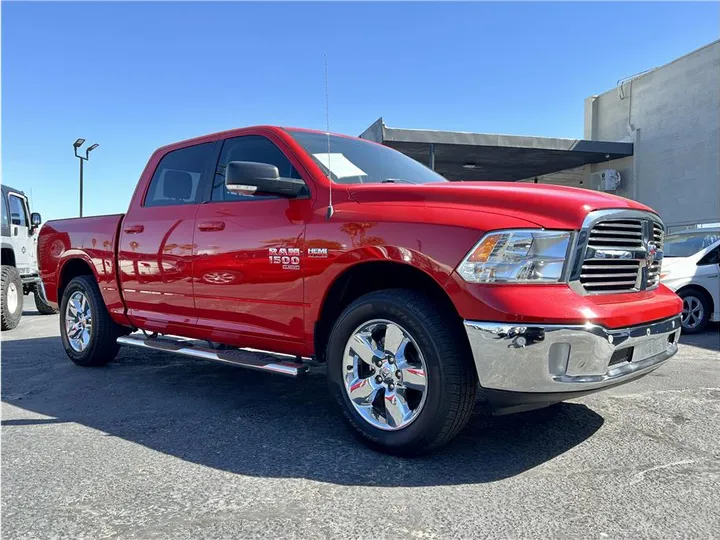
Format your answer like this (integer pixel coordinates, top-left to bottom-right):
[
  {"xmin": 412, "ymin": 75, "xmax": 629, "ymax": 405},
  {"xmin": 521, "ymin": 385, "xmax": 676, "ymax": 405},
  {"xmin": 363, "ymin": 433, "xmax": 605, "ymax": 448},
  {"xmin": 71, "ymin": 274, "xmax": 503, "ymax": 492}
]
[{"xmin": 303, "ymin": 243, "xmax": 458, "ymax": 348}]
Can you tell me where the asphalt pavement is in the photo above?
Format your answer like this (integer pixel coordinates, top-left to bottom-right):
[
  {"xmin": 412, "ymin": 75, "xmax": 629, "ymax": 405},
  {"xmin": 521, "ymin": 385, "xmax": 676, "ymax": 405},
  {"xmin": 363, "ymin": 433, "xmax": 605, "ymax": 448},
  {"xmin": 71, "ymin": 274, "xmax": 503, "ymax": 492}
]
[{"xmin": 2, "ymin": 296, "xmax": 719, "ymax": 539}]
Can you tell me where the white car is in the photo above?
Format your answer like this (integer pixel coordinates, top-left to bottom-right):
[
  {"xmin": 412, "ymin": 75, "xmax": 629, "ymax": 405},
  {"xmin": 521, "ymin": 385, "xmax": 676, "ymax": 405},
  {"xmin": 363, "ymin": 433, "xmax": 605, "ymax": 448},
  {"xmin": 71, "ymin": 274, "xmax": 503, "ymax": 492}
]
[{"xmin": 661, "ymin": 229, "xmax": 720, "ymax": 333}]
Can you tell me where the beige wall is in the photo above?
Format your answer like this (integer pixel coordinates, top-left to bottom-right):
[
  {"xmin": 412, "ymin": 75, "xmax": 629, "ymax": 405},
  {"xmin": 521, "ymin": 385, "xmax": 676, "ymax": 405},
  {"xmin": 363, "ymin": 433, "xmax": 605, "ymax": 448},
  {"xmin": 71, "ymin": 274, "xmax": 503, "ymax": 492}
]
[
  {"xmin": 584, "ymin": 40, "xmax": 720, "ymax": 228},
  {"xmin": 528, "ymin": 41, "xmax": 719, "ymax": 229}
]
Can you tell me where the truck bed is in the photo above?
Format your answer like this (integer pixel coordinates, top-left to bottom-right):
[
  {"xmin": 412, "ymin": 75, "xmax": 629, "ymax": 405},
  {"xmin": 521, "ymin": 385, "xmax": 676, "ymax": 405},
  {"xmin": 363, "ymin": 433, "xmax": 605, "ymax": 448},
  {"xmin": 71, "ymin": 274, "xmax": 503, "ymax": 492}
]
[{"xmin": 37, "ymin": 214, "xmax": 127, "ymax": 319}]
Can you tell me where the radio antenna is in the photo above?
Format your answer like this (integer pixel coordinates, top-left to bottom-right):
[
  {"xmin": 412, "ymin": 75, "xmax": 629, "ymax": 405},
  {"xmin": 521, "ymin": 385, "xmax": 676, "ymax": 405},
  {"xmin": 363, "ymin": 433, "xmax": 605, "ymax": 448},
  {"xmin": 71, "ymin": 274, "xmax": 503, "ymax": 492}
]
[{"xmin": 324, "ymin": 53, "xmax": 334, "ymax": 220}]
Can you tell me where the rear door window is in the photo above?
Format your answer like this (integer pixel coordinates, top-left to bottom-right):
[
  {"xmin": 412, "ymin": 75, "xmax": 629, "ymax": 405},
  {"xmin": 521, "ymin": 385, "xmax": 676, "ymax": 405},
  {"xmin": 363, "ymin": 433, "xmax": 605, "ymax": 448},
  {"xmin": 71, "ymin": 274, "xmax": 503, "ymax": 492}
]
[{"xmin": 144, "ymin": 143, "xmax": 215, "ymax": 207}]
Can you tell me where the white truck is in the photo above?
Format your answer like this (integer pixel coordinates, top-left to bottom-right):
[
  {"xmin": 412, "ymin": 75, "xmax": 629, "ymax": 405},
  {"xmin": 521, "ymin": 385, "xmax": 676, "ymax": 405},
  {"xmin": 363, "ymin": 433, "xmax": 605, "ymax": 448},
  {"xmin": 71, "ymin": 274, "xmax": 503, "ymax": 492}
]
[{"xmin": 1, "ymin": 184, "xmax": 56, "ymax": 330}]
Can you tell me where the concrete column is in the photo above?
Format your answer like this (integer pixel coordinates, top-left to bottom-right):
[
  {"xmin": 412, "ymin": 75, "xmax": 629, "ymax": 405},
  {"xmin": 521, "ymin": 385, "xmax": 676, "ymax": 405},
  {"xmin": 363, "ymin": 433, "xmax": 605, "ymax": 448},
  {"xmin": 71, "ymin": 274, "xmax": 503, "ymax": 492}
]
[
  {"xmin": 584, "ymin": 96, "xmax": 599, "ymax": 140},
  {"xmin": 631, "ymin": 128, "xmax": 640, "ymax": 202}
]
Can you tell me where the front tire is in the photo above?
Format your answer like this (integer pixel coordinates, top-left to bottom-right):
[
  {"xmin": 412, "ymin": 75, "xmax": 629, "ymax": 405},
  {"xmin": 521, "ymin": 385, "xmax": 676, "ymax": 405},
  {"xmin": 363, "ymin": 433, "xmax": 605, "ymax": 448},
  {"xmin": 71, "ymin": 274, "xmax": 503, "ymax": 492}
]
[
  {"xmin": 60, "ymin": 275, "xmax": 122, "ymax": 366},
  {"xmin": 327, "ymin": 289, "xmax": 477, "ymax": 456},
  {"xmin": 1, "ymin": 265, "xmax": 23, "ymax": 330},
  {"xmin": 679, "ymin": 288, "xmax": 711, "ymax": 334}
]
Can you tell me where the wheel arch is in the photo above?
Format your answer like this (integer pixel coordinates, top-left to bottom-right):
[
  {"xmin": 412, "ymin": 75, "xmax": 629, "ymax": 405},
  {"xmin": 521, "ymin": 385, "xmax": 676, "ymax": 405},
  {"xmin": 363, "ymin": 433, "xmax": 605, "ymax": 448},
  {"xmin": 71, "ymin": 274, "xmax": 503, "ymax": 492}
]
[
  {"xmin": 1, "ymin": 245, "xmax": 16, "ymax": 267},
  {"xmin": 313, "ymin": 260, "xmax": 465, "ymax": 362},
  {"xmin": 57, "ymin": 256, "xmax": 96, "ymax": 303}
]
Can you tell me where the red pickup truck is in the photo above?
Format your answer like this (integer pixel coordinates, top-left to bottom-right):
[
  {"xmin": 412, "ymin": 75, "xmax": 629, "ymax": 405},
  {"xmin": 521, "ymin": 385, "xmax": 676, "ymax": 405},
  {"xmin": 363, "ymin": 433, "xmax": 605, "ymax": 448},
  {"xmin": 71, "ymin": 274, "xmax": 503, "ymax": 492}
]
[{"xmin": 38, "ymin": 126, "xmax": 682, "ymax": 455}]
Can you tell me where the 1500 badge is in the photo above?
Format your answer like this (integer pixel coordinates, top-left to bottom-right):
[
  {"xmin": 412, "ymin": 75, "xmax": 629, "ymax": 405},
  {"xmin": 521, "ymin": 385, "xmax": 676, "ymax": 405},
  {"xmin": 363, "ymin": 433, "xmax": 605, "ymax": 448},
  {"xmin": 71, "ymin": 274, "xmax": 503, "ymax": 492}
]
[{"xmin": 269, "ymin": 248, "xmax": 301, "ymax": 270}]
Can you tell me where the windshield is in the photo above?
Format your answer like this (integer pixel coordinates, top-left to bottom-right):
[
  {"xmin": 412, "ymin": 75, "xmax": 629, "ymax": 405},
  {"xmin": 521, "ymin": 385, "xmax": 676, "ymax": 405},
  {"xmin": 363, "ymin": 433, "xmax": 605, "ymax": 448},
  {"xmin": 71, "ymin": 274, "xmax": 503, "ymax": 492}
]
[
  {"xmin": 664, "ymin": 230, "xmax": 720, "ymax": 257},
  {"xmin": 286, "ymin": 129, "xmax": 448, "ymax": 185}
]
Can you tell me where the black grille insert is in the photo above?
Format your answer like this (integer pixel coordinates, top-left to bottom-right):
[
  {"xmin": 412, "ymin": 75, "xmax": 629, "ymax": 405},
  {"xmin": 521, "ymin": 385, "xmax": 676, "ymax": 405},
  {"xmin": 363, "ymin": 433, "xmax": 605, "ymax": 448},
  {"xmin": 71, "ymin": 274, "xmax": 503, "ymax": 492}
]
[{"xmin": 609, "ymin": 347, "xmax": 633, "ymax": 367}]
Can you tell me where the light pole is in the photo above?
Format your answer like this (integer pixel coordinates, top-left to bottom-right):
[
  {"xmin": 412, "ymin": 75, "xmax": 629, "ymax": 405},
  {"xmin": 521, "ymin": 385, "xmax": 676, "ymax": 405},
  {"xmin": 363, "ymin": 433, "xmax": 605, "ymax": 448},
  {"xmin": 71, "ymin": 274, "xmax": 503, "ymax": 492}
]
[{"xmin": 73, "ymin": 138, "xmax": 99, "ymax": 217}]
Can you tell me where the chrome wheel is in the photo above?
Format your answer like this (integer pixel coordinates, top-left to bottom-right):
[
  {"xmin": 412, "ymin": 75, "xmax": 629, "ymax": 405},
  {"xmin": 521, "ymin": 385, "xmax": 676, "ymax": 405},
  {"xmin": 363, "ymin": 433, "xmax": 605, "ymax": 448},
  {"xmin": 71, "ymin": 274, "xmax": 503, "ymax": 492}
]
[
  {"xmin": 681, "ymin": 295, "xmax": 704, "ymax": 330},
  {"xmin": 6, "ymin": 282, "xmax": 18, "ymax": 314},
  {"xmin": 342, "ymin": 319, "xmax": 428, "ymax": 431},
  {"xmin": 65, "ymin": 291, "xmax": 93, "ymax": 352}
]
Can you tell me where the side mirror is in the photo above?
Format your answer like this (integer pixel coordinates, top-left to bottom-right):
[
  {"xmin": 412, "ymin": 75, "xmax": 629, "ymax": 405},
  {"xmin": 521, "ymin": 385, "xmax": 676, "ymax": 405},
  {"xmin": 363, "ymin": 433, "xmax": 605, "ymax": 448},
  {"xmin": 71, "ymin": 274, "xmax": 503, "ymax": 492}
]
[
  {"xmin": 225, "ymin": 161, "xmax": 305, "ymax": 198},
  {"xmin": 31, "ymin": 212, "xmax": 42, "ymax": 227}
]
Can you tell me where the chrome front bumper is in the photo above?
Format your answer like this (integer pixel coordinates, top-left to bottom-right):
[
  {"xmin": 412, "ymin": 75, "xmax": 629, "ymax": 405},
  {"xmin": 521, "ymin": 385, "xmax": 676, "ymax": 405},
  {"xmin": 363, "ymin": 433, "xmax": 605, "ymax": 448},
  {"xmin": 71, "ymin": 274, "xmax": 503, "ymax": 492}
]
[{"xmin": 464, "ymin": 315, "xmax": 681, "ymax": 394}]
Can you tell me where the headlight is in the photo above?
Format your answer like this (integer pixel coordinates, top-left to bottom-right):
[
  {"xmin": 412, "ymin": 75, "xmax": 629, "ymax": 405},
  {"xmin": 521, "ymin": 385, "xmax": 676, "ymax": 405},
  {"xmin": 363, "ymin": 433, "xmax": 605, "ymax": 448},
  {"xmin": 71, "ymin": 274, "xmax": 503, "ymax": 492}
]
[{"xmin": 457, "ymin": 230, "xmax": 571, "ymax": 283}]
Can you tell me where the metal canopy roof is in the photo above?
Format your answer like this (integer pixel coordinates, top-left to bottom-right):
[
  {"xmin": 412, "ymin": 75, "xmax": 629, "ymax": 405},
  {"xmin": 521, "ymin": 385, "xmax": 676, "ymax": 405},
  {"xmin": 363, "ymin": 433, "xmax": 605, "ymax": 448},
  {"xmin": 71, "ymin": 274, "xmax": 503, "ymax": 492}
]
[{"xmin": 359, "ymin": 118, "xmax": 634, "ymax": 181}]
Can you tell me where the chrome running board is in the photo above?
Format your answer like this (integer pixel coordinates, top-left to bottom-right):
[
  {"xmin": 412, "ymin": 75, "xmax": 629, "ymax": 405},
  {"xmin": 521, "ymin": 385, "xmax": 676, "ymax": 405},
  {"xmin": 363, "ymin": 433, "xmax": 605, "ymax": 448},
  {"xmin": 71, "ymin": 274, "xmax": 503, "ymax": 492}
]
[{"xmin": 116, "ymin": 334, "xmax": 308, "ymax": 377}]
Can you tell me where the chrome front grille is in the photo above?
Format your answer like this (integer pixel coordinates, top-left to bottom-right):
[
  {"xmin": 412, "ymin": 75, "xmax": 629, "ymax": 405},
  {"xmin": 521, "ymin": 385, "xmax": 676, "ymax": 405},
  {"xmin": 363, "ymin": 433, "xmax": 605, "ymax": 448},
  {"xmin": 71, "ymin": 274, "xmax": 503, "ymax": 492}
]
[
  {"xmin": 648, "ymin": 222, "xmax": 664, "ymax": 288},
  {"xmin": 580, "ymin": 259, "xmax": 642, "ymax": 292},
  {"xmin": 571, "ymin": 211, "xmax": 665, "ymax": 295},
  {"xmin": 587, "ymin": 220, "xmax": 644, "ymax": 249}
]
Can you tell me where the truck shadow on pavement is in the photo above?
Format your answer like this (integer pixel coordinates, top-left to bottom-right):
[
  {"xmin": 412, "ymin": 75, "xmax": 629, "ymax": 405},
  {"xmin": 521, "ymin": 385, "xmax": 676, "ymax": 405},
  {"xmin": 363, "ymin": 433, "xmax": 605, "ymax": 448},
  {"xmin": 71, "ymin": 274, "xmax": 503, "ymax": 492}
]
[
  {"xmin": 2, "ymin": 336, "xmax": 604, "ymax": 487},
  {"xmin": 679, "ymin": 324, "xmax": 720, "ymax": 352}
]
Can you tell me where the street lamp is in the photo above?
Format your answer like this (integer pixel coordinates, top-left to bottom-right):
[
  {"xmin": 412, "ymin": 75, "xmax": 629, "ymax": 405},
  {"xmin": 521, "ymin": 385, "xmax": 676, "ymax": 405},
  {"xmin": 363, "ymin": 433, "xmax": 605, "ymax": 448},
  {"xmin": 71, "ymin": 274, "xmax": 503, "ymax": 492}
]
[{"xmin": 73, "ymin": 139, "xmax": 99, "ymax": 217}]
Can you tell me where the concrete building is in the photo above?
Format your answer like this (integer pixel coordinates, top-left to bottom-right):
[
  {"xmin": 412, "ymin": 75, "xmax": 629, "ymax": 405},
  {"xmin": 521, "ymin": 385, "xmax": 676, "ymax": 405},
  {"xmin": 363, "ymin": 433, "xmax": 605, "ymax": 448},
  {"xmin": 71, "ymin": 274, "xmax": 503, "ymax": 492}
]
[
  {"xmin": 572, "ymin": 39, "xmax": 718, "ymax": 230},
  {"xmin": 361, "ymin": 40, "xmax": 720, "ymax": 231}
]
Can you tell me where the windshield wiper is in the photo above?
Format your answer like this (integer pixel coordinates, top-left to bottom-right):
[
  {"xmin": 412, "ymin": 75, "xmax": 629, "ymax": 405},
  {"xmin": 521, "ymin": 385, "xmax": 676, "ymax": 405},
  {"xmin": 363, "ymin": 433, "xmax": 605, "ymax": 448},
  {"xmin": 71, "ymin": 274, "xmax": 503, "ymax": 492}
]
[{"xmin": 381, "ymin": 178, "xmax": 415, "ymax": 184}]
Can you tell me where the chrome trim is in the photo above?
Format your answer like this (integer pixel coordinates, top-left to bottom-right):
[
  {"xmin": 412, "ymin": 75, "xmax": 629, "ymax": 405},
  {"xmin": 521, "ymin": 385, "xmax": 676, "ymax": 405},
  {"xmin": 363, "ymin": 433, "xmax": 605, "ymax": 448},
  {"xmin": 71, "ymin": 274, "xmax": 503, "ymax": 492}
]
[
  {"xmin": 569, "ymin": 209, "xmax": 665, "ymax": 295},
  {"xmin": 65, "ymin": 291, "xmax": 93, "ymax": 352},
  {"xmin": 341, "ymin": 319, "xmax": 428, "ymax": 431},
  {"xmin": 463, "ymin": 315, "xmax": 681, "ymax": 393},
  {"xmin": 117, "ymin": 335, "xmax": 308, "ymax": 377}
]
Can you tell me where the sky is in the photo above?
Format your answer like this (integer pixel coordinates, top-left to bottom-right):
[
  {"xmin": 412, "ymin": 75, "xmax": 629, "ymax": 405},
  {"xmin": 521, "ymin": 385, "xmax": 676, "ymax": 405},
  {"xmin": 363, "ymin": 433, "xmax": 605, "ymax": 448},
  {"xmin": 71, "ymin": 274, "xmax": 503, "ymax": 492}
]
[{"xmin": 2, "ymin": 1, "xmax": 719, "ymax": 221}]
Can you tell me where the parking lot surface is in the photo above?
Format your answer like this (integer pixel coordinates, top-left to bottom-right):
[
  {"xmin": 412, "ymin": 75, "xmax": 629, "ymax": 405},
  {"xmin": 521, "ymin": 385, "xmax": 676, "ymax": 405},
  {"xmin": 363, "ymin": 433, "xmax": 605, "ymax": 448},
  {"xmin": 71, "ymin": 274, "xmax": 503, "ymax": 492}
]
[{"xmin": 2, "ymin": 299, "xmax": 719, "ymax": 539}]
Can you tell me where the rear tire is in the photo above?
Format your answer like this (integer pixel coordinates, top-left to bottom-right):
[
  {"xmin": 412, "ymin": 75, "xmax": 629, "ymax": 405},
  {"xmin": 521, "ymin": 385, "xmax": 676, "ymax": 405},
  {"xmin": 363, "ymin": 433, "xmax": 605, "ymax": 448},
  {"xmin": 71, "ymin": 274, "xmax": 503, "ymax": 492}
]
[
  {"xmin": 1, "ymin": 265, "xmax": 23, "ymax": 330},
  {"xmin": 326, "ymin": 289, "xmax": 477, "ymax": 456},
  {"xmin": 60, "ymin": 275, "xmax": 123, "ymax": 366},
  {"xmin": 33, "ymin": 286, "xmax": 58, "ymax": 315}
]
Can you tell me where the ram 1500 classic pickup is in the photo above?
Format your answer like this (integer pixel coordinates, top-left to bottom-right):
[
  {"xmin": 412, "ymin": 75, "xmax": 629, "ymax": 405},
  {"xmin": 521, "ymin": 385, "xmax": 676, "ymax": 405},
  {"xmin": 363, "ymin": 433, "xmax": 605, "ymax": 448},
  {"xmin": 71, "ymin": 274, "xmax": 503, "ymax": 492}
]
[{"xmin": 38, "ymin": 126, "xmax": 683, "ymax": 455}]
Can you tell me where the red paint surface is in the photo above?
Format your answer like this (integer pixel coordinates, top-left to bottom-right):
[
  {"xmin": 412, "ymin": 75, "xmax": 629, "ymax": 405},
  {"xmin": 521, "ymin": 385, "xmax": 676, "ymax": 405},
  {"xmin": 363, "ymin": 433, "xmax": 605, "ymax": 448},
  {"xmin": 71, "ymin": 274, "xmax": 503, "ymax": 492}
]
[
  {"xmin": 447, "ymin": 277, "xmax": 682, "ymax": 329},
  {"xmin": 38, "ymin": 125, "xmax": 682, "ymax": 357}
]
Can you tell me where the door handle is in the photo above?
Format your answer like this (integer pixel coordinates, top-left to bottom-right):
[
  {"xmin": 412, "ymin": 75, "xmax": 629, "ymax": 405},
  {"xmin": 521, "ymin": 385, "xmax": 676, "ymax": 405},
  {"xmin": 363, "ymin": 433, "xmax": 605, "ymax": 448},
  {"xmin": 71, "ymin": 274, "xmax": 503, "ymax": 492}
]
[
  {"xmin": 123, "ymin": 224, "xmax": 144, "ymax": 234},
  {"xmin": 197, "ymin": 221, "xmax": 225, "ymax": 232}
]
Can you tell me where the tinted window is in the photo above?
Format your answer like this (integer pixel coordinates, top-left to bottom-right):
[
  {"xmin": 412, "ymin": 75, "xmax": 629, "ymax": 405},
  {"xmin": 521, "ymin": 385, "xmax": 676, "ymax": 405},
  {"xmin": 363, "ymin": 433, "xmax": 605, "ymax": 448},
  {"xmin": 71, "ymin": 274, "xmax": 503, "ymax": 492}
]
[
  {"xmin": 1, "ymin": 193, "xmax": 9, "ymax": 233},
  {"xmin": 145, "ymin": 143, "xmax": 215, "ymax": 207},
  {"xmin": 8, "ymin": 194, "xmax": 27, "ymax": 227},
  {"xmin": 698, "ymin": 246, "xmax": 719, "ymax": 266},
  {"xmin": 211, "ymin": 135, "xmax": 304, "ymax": 202},
  {"xmin": 287, "ymin": 129, "xmax": 448, "ymax": 185},
  {"xmin": 665, "ymin": 231, "xmax": 720, "ymax": 257}
]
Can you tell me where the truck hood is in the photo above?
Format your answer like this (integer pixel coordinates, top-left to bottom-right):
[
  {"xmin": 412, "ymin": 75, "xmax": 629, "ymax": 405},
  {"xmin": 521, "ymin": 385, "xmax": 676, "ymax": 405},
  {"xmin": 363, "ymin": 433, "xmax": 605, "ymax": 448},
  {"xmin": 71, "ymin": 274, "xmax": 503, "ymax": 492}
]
[{"xmin": 347, "ymin": 182, "xmax": 655, "ymax": 230}]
